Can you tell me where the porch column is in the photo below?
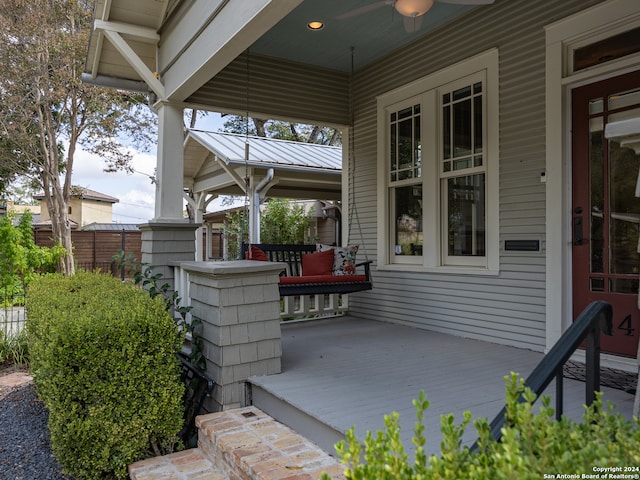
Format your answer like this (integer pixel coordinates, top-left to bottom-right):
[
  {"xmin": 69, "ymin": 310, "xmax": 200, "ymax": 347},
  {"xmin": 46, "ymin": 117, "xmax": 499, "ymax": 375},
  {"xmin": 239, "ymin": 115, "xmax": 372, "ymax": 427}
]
[
  {"xmin": 139, "ymin": 222, "xmax": 199, "ymax": 294},
  {"xmin": 179, "ymin": 260, "xmax": 284, "ymax": 411},
  {"xmin": 155, "ymin": 102, "xmax": 185, "ymax": 221},
  {"xmin": 140, "ymin": 102, "xmax": 197, "ymax": 291}
]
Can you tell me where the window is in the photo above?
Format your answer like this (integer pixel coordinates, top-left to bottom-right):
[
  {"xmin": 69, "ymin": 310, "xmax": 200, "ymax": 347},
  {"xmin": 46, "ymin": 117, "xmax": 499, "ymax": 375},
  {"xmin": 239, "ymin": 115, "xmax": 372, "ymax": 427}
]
[
  {"xmin": 440, "ymin": 80, "xmax": 486, "ymax": 267},
  {"xmin": 376, "ymin": 49, "xmax": 499, "ymax": 273},
  {"xmin": 389, "ymin": 102, "xmax": 423, "ymax": 261}
]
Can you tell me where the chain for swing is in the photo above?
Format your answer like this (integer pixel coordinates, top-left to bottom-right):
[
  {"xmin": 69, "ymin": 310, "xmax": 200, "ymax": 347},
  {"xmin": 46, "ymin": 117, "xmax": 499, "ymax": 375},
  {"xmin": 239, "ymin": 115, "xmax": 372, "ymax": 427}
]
[
  {"xmin": 244, "ymin": 48, "xmax": 252, "ymax": 259},
  {"xmin": 348, "ymin": 47, "xmax": 369, "ymax": 262}
]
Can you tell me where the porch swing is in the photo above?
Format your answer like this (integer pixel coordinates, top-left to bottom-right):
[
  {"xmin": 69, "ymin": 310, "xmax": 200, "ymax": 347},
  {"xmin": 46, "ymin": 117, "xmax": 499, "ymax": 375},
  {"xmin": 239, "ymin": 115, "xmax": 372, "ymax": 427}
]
[{"xmin": 241, "ymin": 48, "xmax": 372, "ymax": 297}]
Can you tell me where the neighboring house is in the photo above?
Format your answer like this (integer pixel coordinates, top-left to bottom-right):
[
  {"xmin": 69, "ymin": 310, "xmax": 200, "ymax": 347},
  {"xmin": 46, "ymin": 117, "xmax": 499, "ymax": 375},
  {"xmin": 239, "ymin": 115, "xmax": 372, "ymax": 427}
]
[
  {"xmin": 34, "ymin": 186, "xmax": 118, "ymax": 229},
  {"xmin": 1, "ymin": 201, "xmax": 41, "ymax": 223},
  {"xmin": 83, "ymin": 0, "xmax": 640, "ymax": 370}
]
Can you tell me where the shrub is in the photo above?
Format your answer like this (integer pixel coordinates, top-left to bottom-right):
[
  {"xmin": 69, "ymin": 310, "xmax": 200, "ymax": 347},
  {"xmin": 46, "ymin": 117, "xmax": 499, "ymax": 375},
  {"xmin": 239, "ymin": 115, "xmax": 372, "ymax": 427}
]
[
  {"xmin": 0, "ymin": 328, "xmax": 29, "ymax": 367},
  {"xmin": 26, "ymin": 271, "xmax": 185, "ymax": 480},
  {"xmin": 324, "ymin": 372, "xmax": 640, "ymax": 480}
]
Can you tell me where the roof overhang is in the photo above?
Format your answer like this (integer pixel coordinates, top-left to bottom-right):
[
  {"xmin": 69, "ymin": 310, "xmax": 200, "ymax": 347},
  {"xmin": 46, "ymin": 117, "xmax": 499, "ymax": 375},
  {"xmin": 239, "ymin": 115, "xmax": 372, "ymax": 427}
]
[
  {"xmin": 85, "ymin": 0, "xmax": 303, "ymax": 102},
  {"xmin": 84, "ymin": 1, "xmax": 493, "ymax": 105}
]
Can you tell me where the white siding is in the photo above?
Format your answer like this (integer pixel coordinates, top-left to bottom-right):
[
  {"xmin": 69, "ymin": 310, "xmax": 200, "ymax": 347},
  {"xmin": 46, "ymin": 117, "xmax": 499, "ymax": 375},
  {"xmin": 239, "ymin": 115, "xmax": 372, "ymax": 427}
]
[{"xmin": 347, "ymin": 0, "xmax": 604, "ymax": 351}]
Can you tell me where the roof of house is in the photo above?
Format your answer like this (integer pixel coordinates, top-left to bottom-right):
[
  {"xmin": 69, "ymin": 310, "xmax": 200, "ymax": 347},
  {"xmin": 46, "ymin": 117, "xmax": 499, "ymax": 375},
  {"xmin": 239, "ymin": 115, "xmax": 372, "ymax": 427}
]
[{"xmin": 34, "ymin": 186, "xmax": 119, "ymax": 204}]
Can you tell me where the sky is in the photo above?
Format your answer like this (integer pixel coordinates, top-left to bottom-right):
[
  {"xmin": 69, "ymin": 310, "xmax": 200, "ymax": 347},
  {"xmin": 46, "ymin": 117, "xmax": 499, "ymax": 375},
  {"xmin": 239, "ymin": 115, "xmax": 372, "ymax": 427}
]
[{"xmin": 71, "ymin": 112, "xmax": 226, "ymax": 224}]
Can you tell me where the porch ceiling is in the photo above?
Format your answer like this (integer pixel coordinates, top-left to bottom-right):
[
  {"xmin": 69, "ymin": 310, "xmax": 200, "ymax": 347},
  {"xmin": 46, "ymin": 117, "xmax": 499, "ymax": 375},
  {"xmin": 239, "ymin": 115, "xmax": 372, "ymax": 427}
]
[
  {"xmin": 249, "ymin": 0, "xmax": 478, "ymax": 72},
  {"xmin": 184, "ymin": 130, "xmax": 342, "ymax": 201},
  {"xmin": 85, "ymin": 0, "xmax": 491, "ymax": 99}
]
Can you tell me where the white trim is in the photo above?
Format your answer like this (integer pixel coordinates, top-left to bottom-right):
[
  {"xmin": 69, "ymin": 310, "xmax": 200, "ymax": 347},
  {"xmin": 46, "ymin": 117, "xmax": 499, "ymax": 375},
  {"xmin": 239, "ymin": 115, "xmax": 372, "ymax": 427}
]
[
  {"xmin": 93, "ymin": 19, "xmax": 160, "ymax": 43},
  {"xmin": 376, "ymin": 48, "xmax": 499, "ymax": 274},
  {"xmin": 544, "ymin": 0, "xmax": 640, "ymax": 352},
  {"xmin": 100, "ymin": 29, "xmax": 165, "ymax": 99}
]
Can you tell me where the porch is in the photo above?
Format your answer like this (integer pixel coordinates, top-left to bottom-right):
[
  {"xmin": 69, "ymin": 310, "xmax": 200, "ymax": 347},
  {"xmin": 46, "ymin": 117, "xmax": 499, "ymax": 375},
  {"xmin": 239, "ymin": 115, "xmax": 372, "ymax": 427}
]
[{"xmin": 248, "ymin": 315, "xmax": 637, "ymax": 457}]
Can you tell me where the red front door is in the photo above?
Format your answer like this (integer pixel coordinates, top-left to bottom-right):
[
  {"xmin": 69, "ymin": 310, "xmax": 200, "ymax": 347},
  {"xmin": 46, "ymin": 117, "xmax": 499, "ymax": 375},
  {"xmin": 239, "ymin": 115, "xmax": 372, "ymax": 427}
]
[{"xmin": 572, "ymin": 70, "xmax": 640, "ymax": 358}]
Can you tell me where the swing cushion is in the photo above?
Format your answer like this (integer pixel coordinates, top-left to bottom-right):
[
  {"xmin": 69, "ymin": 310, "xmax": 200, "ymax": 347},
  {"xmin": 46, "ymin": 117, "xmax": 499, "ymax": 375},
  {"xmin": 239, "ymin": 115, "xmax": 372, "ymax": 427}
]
[
  {"xmin": 279, "ymin": 274, "xmax": 368, "ymax": 285},
  {"xmin": 301, "ymin": 248, "xmax": 335, "ymax": 276},
  {"xmin": 317, "ymin": 244, "xmax": 359, "ymax": 276},
  {"xmin": 245, "ymin": 246, "xmax": 269, "ymax": 261}
]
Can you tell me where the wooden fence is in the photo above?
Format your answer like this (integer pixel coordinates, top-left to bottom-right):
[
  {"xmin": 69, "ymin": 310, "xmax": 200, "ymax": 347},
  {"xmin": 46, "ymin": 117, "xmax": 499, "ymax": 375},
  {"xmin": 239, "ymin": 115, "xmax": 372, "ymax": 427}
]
[
  {"xmin": 34, "ymin": 228, "xmax": 225, "ymax": 277},
  {"xmin": 34, "ymin": 229, "xmax": 142, "ymax": 277}
]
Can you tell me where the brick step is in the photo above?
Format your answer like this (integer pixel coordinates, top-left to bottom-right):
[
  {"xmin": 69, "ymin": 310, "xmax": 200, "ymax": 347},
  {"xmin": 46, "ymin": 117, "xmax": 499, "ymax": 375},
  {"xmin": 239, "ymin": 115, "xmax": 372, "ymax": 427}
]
[
  {"xmin": 128, "ymin": 448, "xmax": 226, "ymax": 480},
  {"xmin": 129, "ymin": 406, "xmax": 345, "ymax": 480}
]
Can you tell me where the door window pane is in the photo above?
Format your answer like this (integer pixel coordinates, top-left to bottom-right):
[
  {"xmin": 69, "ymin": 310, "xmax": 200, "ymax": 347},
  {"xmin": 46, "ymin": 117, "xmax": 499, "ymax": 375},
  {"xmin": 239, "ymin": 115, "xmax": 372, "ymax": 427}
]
[
  {"xmin": 589, "ymin": 116, "xmax": 604, "ymax": 274},
  {"xmin": 609, "ymin": 138, "xmax": 640, "ymax": 276}
]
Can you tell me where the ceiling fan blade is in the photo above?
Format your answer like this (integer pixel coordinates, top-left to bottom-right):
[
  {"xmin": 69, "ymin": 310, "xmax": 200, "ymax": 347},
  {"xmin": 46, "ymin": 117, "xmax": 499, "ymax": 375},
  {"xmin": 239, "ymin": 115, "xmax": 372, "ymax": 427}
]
[
  {"xmin": 437, "ymin": 0, "xmax": 495, "ymax": 4},
  {"xmin": 403, "ymin": 15, "xmax": 423, "ymax": 33},
  {"xmin": 336, "ymin": 1, "xmax": 394, "ymax": 20}
]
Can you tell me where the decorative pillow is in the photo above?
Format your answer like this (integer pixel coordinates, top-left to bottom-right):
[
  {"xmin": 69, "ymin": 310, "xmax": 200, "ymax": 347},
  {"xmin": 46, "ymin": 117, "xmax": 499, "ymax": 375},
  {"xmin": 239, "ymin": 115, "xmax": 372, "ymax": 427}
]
[
  {"xmin": 317, "ymin": 244, "xmax": 359, "ymax": 276},
  {"xmin": 301, "ymin": 248, "xmax": 334, "ymax": 276},
  {"xmin": 245, "ymin": 246, "xmax": 268, "ymax": 261}
]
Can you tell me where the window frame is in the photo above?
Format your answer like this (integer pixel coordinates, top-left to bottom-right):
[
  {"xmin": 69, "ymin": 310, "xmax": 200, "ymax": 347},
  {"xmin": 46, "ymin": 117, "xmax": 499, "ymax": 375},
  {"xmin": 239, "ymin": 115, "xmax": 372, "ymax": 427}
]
[
  {"xmin": 439, "ymin": 72, "xmax": 488, "ymax": 267},
  {"xmin": 376, "ymin": 48, "xmax": 499, "ymax": 274},
  {"xmin": 387, "ymin": 96, "xmax": 425, "ymax": 264}
]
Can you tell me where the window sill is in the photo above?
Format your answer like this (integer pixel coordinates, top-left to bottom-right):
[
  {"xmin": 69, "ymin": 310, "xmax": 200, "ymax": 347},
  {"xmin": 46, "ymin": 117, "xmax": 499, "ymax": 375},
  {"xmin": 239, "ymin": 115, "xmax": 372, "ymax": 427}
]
[{"xmin": 377, "ymin": 263, "xmax": 500, "ymax": 276}]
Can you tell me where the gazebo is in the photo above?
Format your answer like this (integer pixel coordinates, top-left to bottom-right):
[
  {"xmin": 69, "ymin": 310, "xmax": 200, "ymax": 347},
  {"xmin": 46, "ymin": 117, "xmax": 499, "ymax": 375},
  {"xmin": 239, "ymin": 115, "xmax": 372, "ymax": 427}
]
[{"xmin": 183, "ymin": 129, "xmax": 342, "ymax": 259}]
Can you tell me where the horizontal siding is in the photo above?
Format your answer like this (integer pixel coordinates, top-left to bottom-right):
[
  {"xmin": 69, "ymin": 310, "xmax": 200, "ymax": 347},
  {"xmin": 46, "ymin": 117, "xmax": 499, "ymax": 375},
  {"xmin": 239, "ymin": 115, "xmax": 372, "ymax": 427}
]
[
  {"xmin": 348, "ymin": 0, "xmax": 604, "ymax": 351},
  {"xmin": 188, "ymin": 52, "xmax": 350, "ymax": 126}
]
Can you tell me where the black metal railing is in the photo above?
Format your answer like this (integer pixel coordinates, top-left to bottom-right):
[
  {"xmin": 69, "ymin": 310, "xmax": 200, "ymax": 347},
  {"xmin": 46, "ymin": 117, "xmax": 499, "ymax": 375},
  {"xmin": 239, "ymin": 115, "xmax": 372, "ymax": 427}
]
[
  {"xmin": 177, "ymin": 352, "xmax": 216, "ymax": 446},
  {"xmin": 474, "ymin": 300, "xmax": 613, "ymax": 448}
]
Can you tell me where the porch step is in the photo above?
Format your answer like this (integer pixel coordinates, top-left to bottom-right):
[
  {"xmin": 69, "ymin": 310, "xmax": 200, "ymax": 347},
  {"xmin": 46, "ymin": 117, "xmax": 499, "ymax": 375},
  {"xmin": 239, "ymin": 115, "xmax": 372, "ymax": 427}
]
[
  {"xmin": 249, "ymin": 382, "xmax": 346, "ymax": 455},
  {"xmin": 128, "ymin": 406, "xmax": 345, "ymax": 480},
  {"xmin": 127, "ymin": 449, "xmax": 225, "ymax": 479}
]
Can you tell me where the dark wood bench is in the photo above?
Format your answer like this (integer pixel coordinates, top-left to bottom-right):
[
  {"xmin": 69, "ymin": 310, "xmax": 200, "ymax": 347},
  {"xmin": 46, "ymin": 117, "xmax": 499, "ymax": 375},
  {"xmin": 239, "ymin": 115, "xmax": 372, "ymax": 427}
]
[{"xmin": 241, "ymin": 243, "xmax": 372, "ymax": 297}]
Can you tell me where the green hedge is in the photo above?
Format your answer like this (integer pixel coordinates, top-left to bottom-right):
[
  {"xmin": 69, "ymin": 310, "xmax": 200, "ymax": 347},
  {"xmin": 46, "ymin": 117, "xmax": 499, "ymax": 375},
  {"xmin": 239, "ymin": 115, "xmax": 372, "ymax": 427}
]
[
  {"xmin": 26, "ymin": 272, "xmax": 185, "ymax": 480},
  {"xmin": 324, "ymin": 373, "xmax": 640, "ymax": 480}
]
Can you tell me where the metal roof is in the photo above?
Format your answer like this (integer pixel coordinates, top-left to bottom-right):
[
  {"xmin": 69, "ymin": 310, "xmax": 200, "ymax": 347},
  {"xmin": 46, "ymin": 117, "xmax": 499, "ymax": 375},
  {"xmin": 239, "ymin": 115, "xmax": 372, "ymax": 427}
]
[
  {"xmin": 82, "ymin": 222, "xmax": 140, "ymax": 231},
  {"xmin": 186, "ymin": 130, "xmax": 341, "ymax": 172}
]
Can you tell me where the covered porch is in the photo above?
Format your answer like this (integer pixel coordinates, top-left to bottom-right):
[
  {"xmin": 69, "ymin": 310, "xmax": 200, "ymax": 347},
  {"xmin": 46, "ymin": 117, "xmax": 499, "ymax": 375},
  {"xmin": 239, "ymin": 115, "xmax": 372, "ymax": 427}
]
[{"xmin": 249, "ymin": 315, "xmax": 637, "ymax": 456}]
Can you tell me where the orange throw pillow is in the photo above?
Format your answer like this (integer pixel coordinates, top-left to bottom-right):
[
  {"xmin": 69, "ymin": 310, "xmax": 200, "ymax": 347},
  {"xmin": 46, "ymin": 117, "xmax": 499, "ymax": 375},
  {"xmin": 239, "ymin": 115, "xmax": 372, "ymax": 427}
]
[
  {"xmin": 245, "ymin": 246, "xmax": 269, "ymax": 261},
  {"xmin": 301, "ymin": 248, "xmax": 334, "ymax": 276}
]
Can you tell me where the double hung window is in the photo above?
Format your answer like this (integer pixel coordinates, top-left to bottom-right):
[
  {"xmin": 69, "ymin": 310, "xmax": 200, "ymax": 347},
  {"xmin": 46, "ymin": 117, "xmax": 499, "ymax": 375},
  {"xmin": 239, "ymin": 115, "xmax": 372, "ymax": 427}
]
[{"xmin": 377, "ymin": 50, "xmax": 498, "ymax": 273}]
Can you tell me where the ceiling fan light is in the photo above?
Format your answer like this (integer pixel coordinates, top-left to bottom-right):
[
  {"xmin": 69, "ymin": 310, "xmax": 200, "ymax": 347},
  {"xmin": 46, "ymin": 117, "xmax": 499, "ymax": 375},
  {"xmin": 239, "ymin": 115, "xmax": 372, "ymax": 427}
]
[{"xmin": 394, "ymin": 0, "xmax": 434, "ymax": 17}]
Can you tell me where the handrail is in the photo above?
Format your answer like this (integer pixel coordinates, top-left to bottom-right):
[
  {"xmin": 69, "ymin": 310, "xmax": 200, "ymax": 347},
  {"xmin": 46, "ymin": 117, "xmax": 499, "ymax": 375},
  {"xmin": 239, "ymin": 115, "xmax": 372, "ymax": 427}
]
[{"xmin": 473, "ymin": 300, "xmax": 613, "ymax": 449}]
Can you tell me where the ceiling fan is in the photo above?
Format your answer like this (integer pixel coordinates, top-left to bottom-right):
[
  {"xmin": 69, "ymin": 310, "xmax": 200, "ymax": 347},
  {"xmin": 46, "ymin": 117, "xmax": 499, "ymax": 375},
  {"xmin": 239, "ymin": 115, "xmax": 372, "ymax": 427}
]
[{"xmin": 337, "ymin": 0, "xmax": 495, "ymax": 33}]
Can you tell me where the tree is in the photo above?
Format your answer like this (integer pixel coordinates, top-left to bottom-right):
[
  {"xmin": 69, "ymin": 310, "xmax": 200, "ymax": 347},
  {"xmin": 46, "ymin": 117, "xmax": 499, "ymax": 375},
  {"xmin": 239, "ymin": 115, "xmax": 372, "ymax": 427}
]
[
  {"xmin": 223, "ymin": 199, "xmax": 313, "ymax": 259},
  {"xmin": 0, "ymin": 0, "xmax": 156, "ymax": 275},
  {"xmin": 222, "ymin": 115, "xmax": 341, "ymax": 145},
  {"xmin": 0, "ymin": 211, "xmax": 63, "ymax": 295},
  {"xmin": 260, "ymin": 199, "xmax": 312, "ymax": 244}
]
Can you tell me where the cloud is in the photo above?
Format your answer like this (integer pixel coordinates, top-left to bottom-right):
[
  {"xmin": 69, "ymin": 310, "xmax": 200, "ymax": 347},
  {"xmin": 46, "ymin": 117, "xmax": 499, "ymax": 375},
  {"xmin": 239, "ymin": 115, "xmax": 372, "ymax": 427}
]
[{"xmin": 72, "ymin": 146, "xmax": 157, "ymax": 223}]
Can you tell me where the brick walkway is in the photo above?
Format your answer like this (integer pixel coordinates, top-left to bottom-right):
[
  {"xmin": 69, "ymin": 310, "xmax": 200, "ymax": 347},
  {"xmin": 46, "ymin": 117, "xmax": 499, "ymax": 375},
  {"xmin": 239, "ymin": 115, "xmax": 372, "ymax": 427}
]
[{"xmin": 129, "ymin": 406, "xmax": 345, "ymax": 480}]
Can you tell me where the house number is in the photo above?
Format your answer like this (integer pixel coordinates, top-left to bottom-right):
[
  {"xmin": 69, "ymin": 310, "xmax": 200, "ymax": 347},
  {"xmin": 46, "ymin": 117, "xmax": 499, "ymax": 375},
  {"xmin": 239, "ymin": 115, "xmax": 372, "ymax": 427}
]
[{"xmin": 617, "ymin": 314, "xmax": 635, "ymax": 336}]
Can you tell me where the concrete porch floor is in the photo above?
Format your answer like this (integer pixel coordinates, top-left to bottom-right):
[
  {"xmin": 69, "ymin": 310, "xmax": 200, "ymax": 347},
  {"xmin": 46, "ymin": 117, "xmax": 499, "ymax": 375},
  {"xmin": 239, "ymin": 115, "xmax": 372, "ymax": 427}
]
[{"xmin": 248, "ymin": 316, "xmax": 636, "ymax": 458}]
